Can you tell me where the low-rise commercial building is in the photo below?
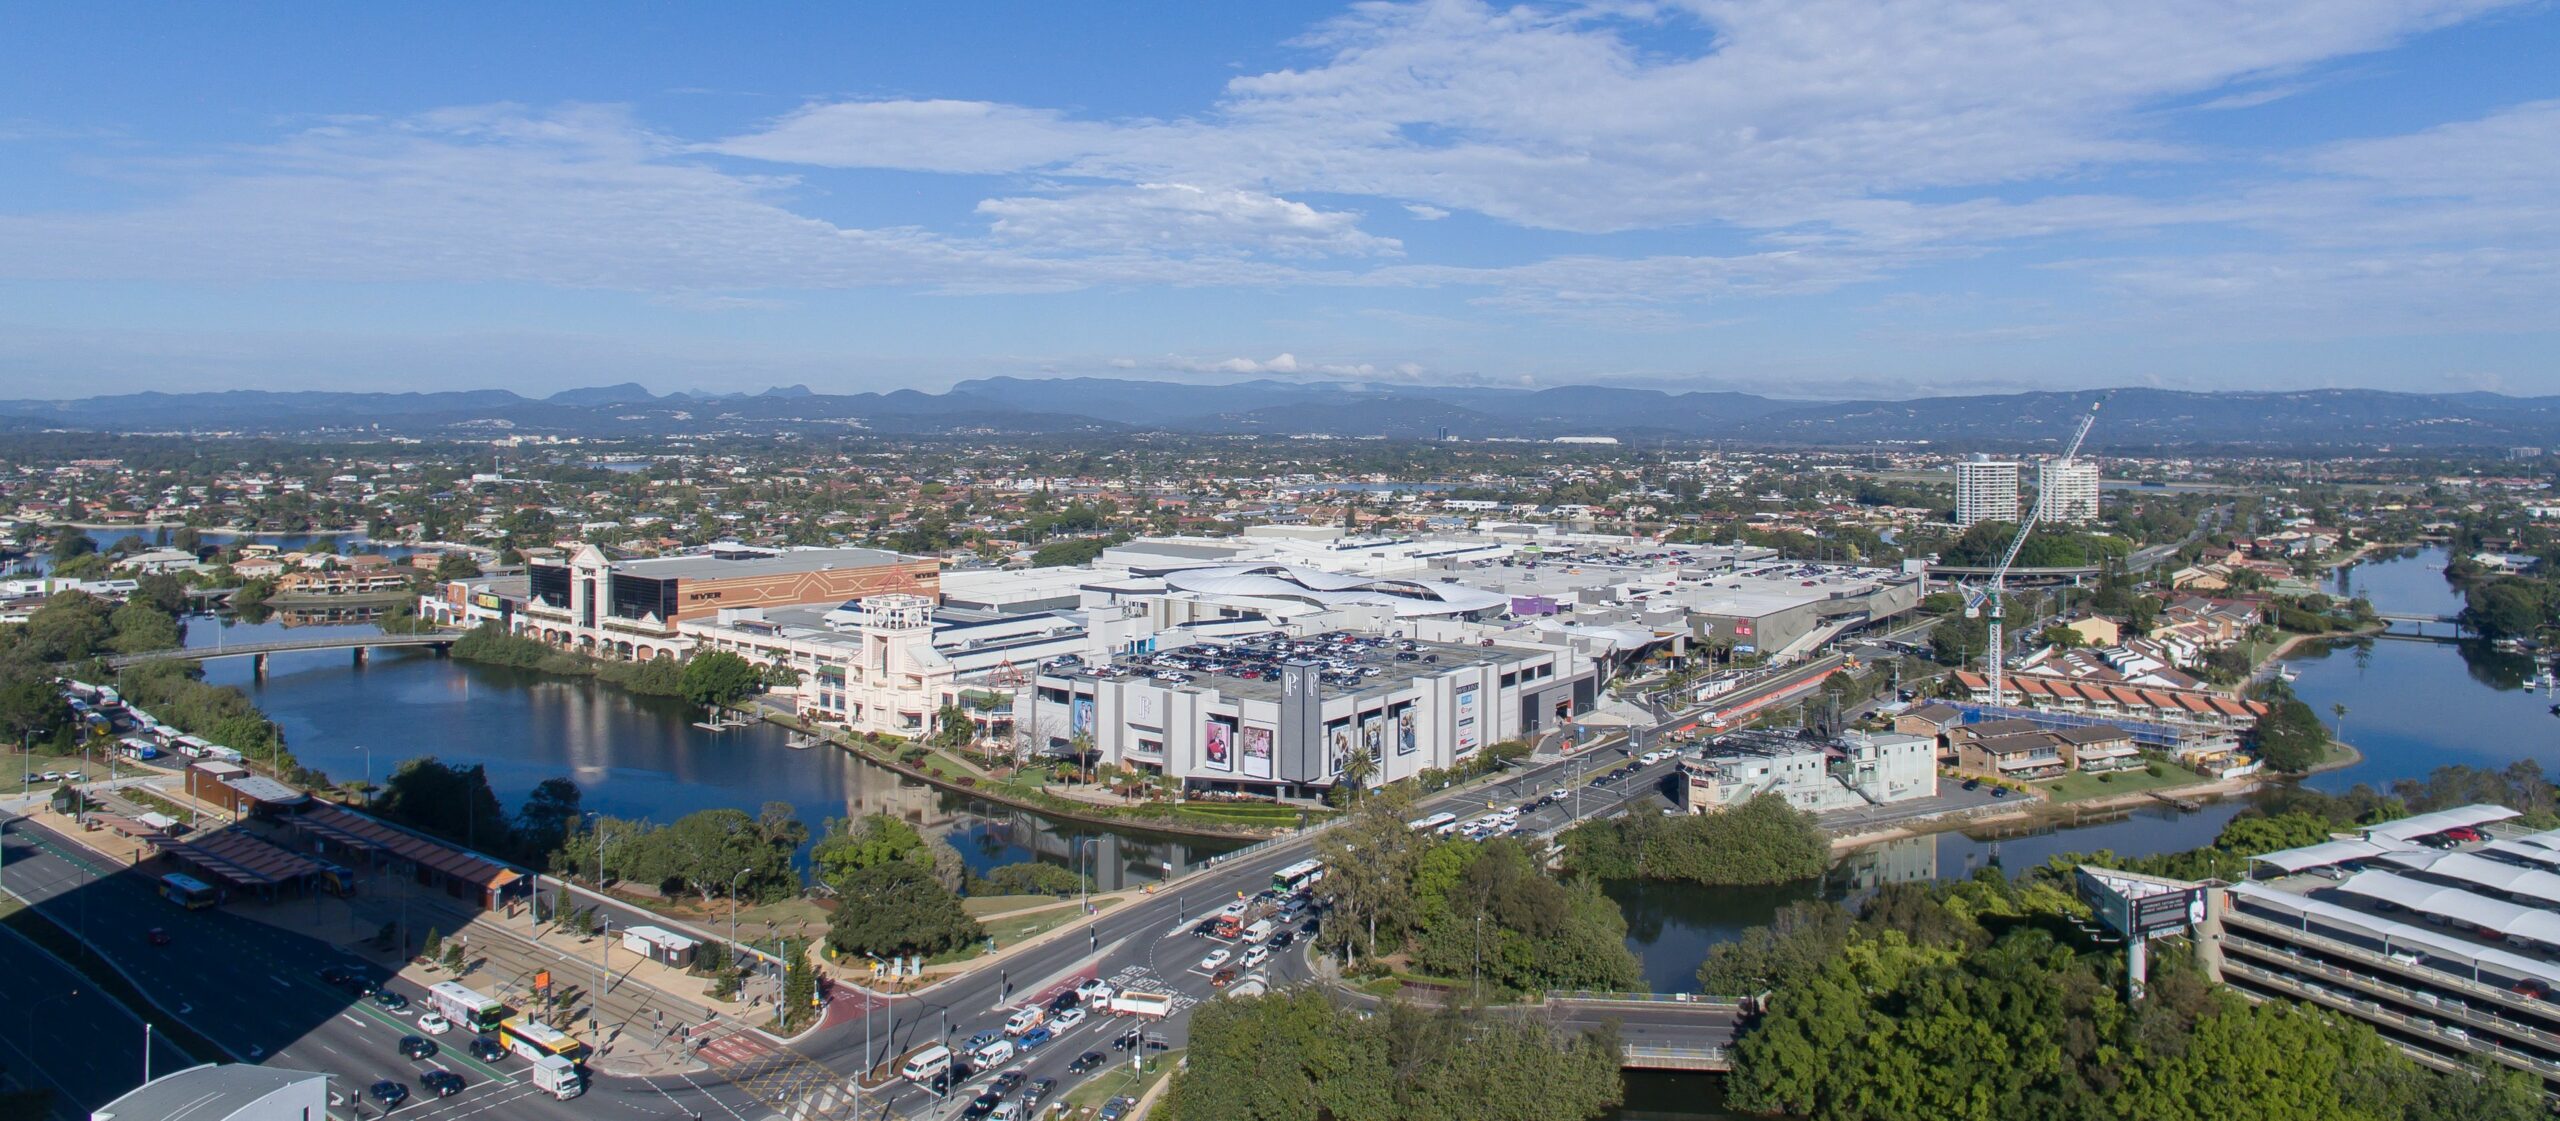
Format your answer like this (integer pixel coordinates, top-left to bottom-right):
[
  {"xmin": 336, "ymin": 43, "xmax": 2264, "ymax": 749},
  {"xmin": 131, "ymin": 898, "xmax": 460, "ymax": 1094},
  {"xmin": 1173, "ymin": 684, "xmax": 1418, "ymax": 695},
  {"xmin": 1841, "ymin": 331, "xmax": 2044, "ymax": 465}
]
[
  {"xmin": 1679, "ymin": 729, "xmax": 1939, "ymax": 814},
  {"xmin": 1026, "ymin": 630, "xmax": 1592, "ymax": 799},
  {"xmin": 91, "ymin": 1063, "xmax": 330, "ymax": 1121},
  {"xmin": 513, "ymin": 543, "xmax": 939, "ymax": 661}
]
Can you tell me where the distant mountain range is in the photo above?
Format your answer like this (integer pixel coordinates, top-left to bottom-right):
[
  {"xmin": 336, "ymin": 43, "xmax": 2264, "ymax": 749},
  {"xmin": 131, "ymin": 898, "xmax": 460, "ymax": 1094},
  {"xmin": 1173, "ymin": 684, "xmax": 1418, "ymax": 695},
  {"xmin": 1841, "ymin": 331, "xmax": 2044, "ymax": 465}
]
[{"xmin": 3, "ymin": 377, "xmax": 2558, "ymax": 451}]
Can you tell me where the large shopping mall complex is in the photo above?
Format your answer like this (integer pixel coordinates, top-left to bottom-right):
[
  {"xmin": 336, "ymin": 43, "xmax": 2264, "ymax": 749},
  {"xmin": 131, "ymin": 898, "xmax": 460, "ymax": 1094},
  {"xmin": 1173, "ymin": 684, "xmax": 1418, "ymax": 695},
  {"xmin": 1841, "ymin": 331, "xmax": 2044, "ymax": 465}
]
[{"xmin": 420, "ymin": 527, "xmax": 1925, "ymax": 795}]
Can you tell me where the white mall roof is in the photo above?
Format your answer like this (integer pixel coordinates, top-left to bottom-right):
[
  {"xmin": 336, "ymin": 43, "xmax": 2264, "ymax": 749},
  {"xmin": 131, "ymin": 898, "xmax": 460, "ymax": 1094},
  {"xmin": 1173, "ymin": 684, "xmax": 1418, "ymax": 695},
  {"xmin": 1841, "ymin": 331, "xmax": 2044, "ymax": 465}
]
[
  {"xmin": 2363, "ymin": 804, "xmax": 2520, "ymax": 843},
  {"xmin": 2332, "ymin": 870, "xmax": 2560, "ymax": 946},
  {"xmin": 2247, "ymin": 837, "xmax": 2417, "ymax": 874},
  {"xmin": 2373, "ymin": 850, "xmax": 2560, "ymax": 907}
]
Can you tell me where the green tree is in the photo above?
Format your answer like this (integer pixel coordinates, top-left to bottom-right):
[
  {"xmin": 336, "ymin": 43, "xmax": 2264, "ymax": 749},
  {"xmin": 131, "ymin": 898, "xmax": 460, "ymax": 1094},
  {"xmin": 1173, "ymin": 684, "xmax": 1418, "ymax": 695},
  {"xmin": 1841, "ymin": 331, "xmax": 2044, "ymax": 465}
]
[
  {"xmin": 432, "ymin": 552, "xmax": 484, "ymax": 580},
  {"xmin": 106, "ymin": 598, "xmax": 181, "ymax": 654},
  {"xmin": 680, "ymin": 650, "xmax": 763, "ymax": 708},
  {"xmin": 824, "ymin": 863, "xmax": 984, "ymax": 959},
  {"xmin": 375, "ymin": 757, "xmax": 514, "ymax": 854}
]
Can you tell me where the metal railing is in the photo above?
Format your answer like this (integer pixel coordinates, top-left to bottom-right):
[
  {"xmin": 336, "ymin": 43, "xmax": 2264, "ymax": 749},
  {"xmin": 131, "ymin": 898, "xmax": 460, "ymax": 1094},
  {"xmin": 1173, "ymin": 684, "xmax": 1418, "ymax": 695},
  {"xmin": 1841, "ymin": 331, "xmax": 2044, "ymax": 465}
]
[{"xmin": 1547, "ymin": 990, "xmax": 1750, "ymax": 1007}]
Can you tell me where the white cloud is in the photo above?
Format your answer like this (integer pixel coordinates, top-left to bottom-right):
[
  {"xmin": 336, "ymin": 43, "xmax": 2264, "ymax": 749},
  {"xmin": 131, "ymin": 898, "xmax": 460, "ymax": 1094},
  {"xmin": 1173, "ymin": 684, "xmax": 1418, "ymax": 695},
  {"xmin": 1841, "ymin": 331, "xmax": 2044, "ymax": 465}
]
[
  {"xmin": 1403, "ymin": 203, "xmax": 1451, "ymax": 220},
  {"xmin": 1141, "ymin": 352, "xmax": 1431, "ymax": 380},
  {"xmin": 976, "ymin": 183, "xmax": 1399, "ymax": 258}
]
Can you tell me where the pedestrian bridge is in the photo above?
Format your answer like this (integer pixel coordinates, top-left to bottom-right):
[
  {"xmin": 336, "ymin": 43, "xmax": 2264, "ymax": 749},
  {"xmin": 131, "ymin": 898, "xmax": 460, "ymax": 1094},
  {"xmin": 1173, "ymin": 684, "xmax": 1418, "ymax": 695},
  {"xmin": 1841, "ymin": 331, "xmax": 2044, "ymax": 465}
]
[{"xmin": 106, "ymin": 632, "xmax": 456, "ymax": 672}]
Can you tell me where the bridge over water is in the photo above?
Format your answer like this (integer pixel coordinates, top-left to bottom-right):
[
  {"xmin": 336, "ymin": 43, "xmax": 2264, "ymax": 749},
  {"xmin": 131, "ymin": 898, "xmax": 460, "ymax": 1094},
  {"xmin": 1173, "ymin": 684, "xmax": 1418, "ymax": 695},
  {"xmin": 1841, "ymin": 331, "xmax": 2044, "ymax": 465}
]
[
  {"xmin": 106, "ymin": 632, "xmax": 456, "ymax": 675},
  {"xmin": 1533, "ymin": 991, "xmax": 1751, "ymax": 1070}
]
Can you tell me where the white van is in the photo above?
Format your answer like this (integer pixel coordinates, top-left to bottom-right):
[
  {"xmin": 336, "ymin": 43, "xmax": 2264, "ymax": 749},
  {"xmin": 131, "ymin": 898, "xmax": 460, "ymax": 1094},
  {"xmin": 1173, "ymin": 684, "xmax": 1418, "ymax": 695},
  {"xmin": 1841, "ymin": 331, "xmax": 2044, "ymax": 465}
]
[
  {"xmin": 973, "ymin": 1038, "xmax": 1015, "ymax": 1067},
  {"xmin": 1003, "ymin": 1005, "xmax": 1047, "ymax": 1036},
  {"xmin": 899, "ymin": 1044, "xmax": 953, "ymax": 1084},
  {"xmin": 1243, "ymin": 944, "xmax": 1271, "ymax": 969}
]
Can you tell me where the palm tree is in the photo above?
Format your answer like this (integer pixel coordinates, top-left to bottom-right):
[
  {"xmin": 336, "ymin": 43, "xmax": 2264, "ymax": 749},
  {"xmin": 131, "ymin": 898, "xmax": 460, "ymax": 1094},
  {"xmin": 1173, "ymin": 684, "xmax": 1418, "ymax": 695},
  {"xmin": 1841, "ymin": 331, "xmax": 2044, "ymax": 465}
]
[{"xmin": 2331, "ymin": 702, "xmax": 2348, "ymax": 746}]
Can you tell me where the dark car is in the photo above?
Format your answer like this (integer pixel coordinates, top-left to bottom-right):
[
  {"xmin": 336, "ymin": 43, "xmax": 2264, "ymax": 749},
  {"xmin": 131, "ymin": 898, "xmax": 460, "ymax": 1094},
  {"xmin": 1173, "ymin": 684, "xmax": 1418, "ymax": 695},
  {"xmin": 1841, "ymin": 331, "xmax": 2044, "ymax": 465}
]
[
  {"xmin": 1272, "ymin": 930, "xmax": 1296, "ymax": 949},
  {"xmin": 1113, "ymin": 1027, "xmax": 1144, "ymax": 1050},
  {"xmin": 1210, "ymin": 968, "xmax": 1238, "ymax": 988},
  {"xmin": 1961, "ymin": 779, "xmax": 1981, "ymax": 791},
  {"xmin": 467, "ymin": 1036, "xmax": 507, "ymax": 1062},
  {"xmin": 1068, "ymin": 1051, "xmax": 1105, "ymax": 1074},
  {"xmin": 1099, "ymin": 1096, "xmax": 1136, "ymax": 1121},
  {"xmin": 372, "ymin": 990, "xmax": 410, "ymax": 1012},
  {"xmin": 398, "ymin": 1035, "xmax": 437, "ymax": 1060},
  {"xmin": 1992, "ymin": 787, "xmax": 2009, "ymax": 799},
  {"xmin": 991, "ymin": 1070, "xmax": 1026, "ymax": 1096},
  {"xmin": 1048, "ymin": 990, "xmax": 1080, "ymax": 1012},
  {"xmin": 147, "ymin": 927, "xmax": 172, "ymax": 946},
  {"xmin": 419, "ymin": 1069, "xmax": 465, "ymax": 1097},
  {"xmin": 342, "ymin": 975, "xmax": 379, "ymax": 997},
  {"xmin": 963, "ymin": 1091, "xmax": 1003, "ymax": 1119},
  {"xmin": 319, "ymin": 965, "xmax": 353, "ymax": 985},
  {"xmin": 1027, "ymin": 1077, "xmax": 1057, "ymax": 1105},
  {"xmin": 366, "ymin": 1080, "xmax": 409, "ymax": 1108},
  {"xmin": 1191, "ymin": 919, "xmax": 1220, "ymax": 938}
]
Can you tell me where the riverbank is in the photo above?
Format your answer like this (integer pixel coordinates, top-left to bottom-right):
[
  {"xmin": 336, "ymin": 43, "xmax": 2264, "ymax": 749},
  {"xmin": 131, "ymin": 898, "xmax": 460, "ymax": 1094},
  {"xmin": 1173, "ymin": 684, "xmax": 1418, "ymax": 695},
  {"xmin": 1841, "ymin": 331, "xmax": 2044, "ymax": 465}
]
[
  {"xmin": 755, "ymin": 708, "xmax": 1308, "ymax": 842},
  {"xmin": 1827, "ymin": 737, "xmax": 2365, "ymax": 855}
]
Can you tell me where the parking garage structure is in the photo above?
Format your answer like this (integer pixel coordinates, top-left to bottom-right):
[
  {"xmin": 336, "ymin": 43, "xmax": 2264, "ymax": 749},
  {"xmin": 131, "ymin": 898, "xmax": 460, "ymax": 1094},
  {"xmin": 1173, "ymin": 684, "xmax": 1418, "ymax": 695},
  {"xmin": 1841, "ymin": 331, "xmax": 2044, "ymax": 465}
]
[{"xmin": 2204, "ymin": 804, "xmax": 2560, "ymax": 1093}]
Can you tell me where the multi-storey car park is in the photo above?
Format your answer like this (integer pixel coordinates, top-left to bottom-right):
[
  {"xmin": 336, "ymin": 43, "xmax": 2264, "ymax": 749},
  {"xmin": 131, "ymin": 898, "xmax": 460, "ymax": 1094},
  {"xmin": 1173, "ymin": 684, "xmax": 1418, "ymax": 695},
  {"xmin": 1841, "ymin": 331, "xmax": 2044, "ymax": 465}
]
[{"xmin": 2193, "ymin": 804, "xmax": 2560, "ymax": 1095}]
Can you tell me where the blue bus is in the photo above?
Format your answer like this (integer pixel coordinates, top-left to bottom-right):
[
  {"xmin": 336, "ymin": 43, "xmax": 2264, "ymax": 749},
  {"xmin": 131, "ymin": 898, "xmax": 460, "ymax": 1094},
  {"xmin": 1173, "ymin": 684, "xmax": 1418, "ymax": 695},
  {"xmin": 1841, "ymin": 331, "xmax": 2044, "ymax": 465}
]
[{"xmin": 158, "ymin": 873, "xmax": 221, "ymax": 910}]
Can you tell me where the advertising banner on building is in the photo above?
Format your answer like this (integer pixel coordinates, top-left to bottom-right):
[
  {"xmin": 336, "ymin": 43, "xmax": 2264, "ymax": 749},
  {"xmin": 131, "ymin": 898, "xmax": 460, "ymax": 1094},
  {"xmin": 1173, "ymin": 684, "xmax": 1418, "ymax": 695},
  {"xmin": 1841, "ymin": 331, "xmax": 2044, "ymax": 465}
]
[
  {"xmin": 1394, "ymin": 708, "xmax": 1417, "ymax": 756},
  {"xmin": 1241, "ymin": 726, "xmax": 1274, "ymax": 779},
  {"xmin": 1204, "ymin": 718, "xmax": 1233, "ymax": 771},
  {"xmin": 1362, "ymin": 714, "xmax": 1384, "ymax": 763},
  {"xmin": 1327, "ymin": 720, "xmax": 1353, "ymax": 776},
  {"xmin": 1070, "ymin": 696, "xmax": 1095, "ymax": 739},
  {"xmin": 1454, "ymin": 687, "xmax": 1479, "ymax": 753}
]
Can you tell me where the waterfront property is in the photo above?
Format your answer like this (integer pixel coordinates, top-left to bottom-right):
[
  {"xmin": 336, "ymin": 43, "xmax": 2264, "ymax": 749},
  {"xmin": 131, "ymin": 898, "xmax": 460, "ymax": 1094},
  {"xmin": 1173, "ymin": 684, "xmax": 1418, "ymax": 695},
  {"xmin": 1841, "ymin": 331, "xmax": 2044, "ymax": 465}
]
[
  {"xmin": 683, "ymin": 592, "xmax": 1154, "ymax": 741},
  {"xmin": 1676, "ymin": 729, "xmax": 1938, "ymax": 814},
  {"xmin": 513, "ymin": 542, "xmax": 941, "ymax": 660}
]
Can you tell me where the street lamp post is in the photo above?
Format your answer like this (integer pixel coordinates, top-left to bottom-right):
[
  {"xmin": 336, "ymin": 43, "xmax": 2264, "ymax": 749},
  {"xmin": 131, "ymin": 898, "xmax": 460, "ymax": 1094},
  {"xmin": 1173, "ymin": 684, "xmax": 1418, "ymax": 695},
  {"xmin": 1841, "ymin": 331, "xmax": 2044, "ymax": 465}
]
[
  {"xmin": 727, "ymin": 867, "xmax": 751, "ymax": 967},
  {"xmin": 1077, "ymin": 837, "xmax": 1100, "ymax": 918},
  {"xmin": 359, "ymin": 745, "xmax": 373, "ymax": 807}
]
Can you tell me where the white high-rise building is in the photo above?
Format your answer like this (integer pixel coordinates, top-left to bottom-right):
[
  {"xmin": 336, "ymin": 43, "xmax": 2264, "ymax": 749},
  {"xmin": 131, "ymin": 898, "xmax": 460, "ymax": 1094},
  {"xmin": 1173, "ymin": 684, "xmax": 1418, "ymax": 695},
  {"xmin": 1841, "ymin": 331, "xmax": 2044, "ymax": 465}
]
[
  {"xmin": 2037, "ymin": 459, "xmax": 2102, "ymax": 525},
  {"xmin": 1954, "ymin": 457, "xmax": 2021, "ymax": 527}
]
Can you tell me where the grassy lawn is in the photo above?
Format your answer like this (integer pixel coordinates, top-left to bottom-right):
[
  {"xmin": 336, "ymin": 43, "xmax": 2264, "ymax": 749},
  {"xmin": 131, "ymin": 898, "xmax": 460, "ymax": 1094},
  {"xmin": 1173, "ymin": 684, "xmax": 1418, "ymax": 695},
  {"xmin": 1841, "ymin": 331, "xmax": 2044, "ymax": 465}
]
[
  {"xmin": 2038, "ymin": 766, "xmax": 2201, "ymax": 804},
  {"xmin": 1058, "ymin": 1047, "xmax": 1182, "ymax": 1117},
  {"xmin": 982, "ymin": 896, "xmax": 1120, "ymax": 946},
  {"xmin": 964, "ymin": 894, "xmax": 1068, "ymax": 918},
  {"xmin": 627, "ymin": 893, "xmax": 831, "ymax": 948}
]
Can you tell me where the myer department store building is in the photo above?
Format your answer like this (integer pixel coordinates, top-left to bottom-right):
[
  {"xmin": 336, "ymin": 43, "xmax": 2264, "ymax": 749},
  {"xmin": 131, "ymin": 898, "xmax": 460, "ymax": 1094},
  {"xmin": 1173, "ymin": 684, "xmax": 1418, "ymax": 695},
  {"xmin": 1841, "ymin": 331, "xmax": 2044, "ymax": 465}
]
[{"xmin": 1028, "ymin": 632, "xmax": 1595, "ymax": 799}]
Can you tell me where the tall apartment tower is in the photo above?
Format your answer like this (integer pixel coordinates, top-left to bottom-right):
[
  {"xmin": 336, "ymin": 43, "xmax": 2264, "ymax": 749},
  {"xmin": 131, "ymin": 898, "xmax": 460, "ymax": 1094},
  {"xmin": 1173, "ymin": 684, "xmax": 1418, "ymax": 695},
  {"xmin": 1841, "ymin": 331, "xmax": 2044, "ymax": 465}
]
[
  {"xmin": 2037, "ymin": 458, "xmax": 2102, "ymax": 525},
  {"xmin": 1954, "ymin": 456, "xmax": 2021, "ymax": 527}
]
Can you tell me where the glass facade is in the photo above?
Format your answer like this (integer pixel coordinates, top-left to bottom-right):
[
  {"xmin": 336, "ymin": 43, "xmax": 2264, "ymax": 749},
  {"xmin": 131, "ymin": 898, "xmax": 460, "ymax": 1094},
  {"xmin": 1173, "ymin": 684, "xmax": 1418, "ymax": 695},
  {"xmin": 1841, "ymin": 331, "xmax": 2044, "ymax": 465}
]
[
  {"xmin": 608, "ymin": 574, "xmax": 678, "ymax": 622},
  {"xmin": 529, "ymin": 564, "xmax": 571, "ymax": 608}
]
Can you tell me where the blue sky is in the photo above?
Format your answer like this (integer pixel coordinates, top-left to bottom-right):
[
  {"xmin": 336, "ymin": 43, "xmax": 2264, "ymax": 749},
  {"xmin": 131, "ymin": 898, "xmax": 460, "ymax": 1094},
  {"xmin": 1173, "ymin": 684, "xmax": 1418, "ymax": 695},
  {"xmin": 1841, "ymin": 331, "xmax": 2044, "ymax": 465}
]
[{"xmin": 2, "ymin": 0, "xmax": 2556, "ymax": 399}]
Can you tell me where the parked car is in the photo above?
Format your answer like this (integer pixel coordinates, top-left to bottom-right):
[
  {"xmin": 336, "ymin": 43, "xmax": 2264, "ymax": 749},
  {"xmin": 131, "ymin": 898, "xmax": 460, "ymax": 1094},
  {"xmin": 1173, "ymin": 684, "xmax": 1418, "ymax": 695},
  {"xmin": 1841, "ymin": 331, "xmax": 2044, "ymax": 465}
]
[
  {"xmin": 398, "ymin": 1036, "xmax": 437, "ymax": 1060},
  {"xmin": 419, "ymin": 1070, "xmax": 464, "ymax": 1097}
]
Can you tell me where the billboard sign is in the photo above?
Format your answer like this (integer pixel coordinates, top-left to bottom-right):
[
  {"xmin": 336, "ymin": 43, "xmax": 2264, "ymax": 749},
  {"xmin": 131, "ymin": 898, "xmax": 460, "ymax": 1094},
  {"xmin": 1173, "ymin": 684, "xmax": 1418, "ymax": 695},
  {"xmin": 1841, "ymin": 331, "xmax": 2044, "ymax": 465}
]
[
  {"xmin": 1394, "ymin": 708, "xmax": 1417, "ymax": 756},
  {"xmin": 1362, "ymin": 714, "xmax": 1384, "ymax": 763},
  {"xmin": 1203, "ymin": 719, "xmax": 1233, "ymax": 771},
  {"xmin": 1327, "ymin": 720, "xmax": 1353, "ymax": 776},
  {"xmin": 1241, "ymin": 726, "xmax": 1274, "ymax": 779},
  {"xmin": 1454, "ymin": 687, "xmax": 1479, "ymax": 754},
  {"xmin": 1070, "ymin": 696, "xmax": 1095, "ymax": 739}
]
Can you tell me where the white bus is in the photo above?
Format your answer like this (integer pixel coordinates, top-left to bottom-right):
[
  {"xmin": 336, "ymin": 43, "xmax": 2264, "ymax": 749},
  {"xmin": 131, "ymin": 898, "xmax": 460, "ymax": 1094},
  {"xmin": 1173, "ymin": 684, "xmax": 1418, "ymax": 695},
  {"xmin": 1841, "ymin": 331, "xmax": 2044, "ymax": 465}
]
[
  {"xmin": 1271, "ymin": 859, "xmax": 1326, "ymax": 895},
  {"xmin": 427, "ymin": 981, "xmax": 511, "ymax": 1034},
  {"xmin": 1407, "ymin": 812, "xmax": 1458, "ymax": 834}
]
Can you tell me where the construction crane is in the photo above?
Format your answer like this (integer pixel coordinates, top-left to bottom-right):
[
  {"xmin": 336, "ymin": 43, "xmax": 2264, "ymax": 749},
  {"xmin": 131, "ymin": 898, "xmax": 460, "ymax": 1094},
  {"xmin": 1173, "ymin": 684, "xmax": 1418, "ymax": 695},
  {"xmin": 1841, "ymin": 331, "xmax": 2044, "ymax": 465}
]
[{"xmin": 1966, "ymin": 397, "xmax": 2105, "ymax": 706}]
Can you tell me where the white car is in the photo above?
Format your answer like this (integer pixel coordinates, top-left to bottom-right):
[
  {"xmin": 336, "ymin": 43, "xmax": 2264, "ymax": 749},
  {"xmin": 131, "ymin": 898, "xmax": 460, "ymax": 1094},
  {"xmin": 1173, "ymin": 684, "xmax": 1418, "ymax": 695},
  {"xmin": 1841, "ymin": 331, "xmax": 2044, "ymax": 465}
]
[
  {"xmin": 1242, "ymin": 945, "xmax": 1271, "ymax": 969},
  {"xmin": 1219, "ymin": 900, "xmax": 1250, "ymax": 917},
  {"xmin": 416, "ymin": 1013, "xmax": 452, "ymax": 1035},
  {"xmin": 1076, "ymin": 979, "xmax": 1115, "ymax": 1002},
  {"xmin": 1052, "ymin": 1007, "xmax": 1087, "ymax": 1030},
  {"xmin": 1199, "ymin": 949, "xmax": 1232, "ymax": 972}
]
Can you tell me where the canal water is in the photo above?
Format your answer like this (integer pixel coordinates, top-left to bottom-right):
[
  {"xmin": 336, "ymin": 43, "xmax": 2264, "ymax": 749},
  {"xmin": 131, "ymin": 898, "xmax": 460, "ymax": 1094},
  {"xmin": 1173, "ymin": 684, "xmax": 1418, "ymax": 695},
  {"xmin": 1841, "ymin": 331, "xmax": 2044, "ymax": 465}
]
[{"xmin": 185, "ymin": 616, "xmax": 1247, "ymax": 885}]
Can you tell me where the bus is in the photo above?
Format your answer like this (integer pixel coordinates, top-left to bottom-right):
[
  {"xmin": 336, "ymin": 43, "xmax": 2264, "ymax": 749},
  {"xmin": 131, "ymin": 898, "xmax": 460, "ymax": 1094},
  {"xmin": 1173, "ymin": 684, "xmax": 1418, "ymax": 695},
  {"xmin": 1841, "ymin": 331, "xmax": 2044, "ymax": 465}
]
[
  {"xmin": 1271, "ymin": 860, "xmax": 1326, "ymax": 895},
  {"xmin": 428, "ymin": 981, "xmax": 512, "ymax": 1034},
  {"xmin": 498, "ymin": 1017, "xmax": 589, "ymax": 1064},
  {"xmin": 158, "ymin": 873, "xmax": 221, "ymax": 910},
  {"xmin": 1406, "ymin": 812, "xmax": 1457, "ymax": 834}
]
